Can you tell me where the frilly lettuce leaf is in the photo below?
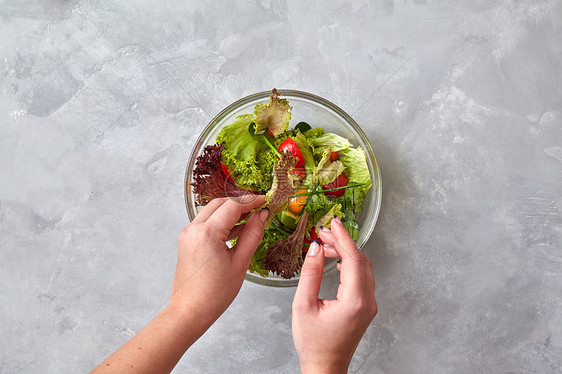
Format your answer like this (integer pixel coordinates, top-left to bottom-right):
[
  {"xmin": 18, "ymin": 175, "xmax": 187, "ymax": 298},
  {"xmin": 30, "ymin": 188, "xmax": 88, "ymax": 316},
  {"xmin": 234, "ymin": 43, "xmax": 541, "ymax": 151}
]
[
  {"xmin": 264, "ymin": 153, "xmax": 297, "ymax": 228},
  {"xmin": 263, "ymin": 212, "xmax": 308, "ymax": 279},
  {"xmin": 191, "ymin": 142, "xmax": 255, "ymax": 206},
  {"xmin": 253, "ymin": 89, "xmax": 292, "ymax": 137},
  {"xmin": 216, "ymin": 114, "xmax": 273, "ymax": 191},
  {"xmin": 303, "ymin": 127, "xmax": 325, "ymax": 139}
]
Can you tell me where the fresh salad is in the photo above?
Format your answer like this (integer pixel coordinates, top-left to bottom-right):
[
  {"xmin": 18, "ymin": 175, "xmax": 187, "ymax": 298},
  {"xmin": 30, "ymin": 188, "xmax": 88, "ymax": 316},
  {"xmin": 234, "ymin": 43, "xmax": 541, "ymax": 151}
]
[{"xmin": 192, "ymin": 89, "xmax": 371, "ymax": 279}]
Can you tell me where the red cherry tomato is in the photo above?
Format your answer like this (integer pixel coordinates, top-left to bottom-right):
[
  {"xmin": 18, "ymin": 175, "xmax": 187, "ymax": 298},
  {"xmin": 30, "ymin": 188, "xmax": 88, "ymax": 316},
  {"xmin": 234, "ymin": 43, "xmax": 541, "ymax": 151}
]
[
  {"xmin": 302, "ymin": 237, "xmax": 311, "ymax": 253},
  {"xmin": 330, "ymin": 151, "xmax": 339, "ymax": 162},
  {"xmin": 310, "ymin": 227, "xmax": 320, "ymax": 242},
  {"xmin": 303, "ymin": 227, "xmax": 322, "ymax": 253},
  {"xmin": 278, "ymin": 138, "xmax": 305, "ymax": 179},
  {"xmin": 221, "ymin": 161, "xmax": 236, "ymax": 183},
  {"xmin": 267, "ymin": 128, "xmax": 275, "ymax": 137},
  {"xmin": 322, "ymin": 173, "xmax": 349, "ymax": 197},
  {"xmin": 278, "ymin": 138, "xmax": 305, "ymax": 167}
]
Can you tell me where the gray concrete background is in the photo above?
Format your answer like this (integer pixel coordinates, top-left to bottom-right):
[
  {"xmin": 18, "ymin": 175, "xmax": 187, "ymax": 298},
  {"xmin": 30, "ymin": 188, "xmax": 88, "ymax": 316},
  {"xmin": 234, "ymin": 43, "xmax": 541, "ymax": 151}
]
[{"xmin": 1, "ymin": 1, "xmax": 561, "ymax": 373}]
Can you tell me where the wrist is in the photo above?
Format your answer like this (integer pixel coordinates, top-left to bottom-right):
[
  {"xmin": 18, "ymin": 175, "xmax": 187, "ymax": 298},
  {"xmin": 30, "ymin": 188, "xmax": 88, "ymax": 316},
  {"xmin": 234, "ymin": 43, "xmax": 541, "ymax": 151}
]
[{"xmin": 161, "ymin": 302, "xmax": 215, "ymax": 349}]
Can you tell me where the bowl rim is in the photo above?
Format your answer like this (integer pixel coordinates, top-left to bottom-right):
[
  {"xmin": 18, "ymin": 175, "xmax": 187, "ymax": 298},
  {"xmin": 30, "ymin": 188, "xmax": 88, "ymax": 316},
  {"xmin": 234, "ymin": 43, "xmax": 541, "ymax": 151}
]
[{"xmin": 184, "ymin": 89, "xmax": 382, "ymax": 287}]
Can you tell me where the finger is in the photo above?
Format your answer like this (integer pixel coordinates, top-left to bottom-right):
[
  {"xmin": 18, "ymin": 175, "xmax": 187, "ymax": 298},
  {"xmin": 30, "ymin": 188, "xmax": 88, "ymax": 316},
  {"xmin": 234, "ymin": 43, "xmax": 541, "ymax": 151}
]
[
  {"xmin": 317, "ymin": 228, "xmax": 348, "ymax": 257},
  {"xmin": 318, "ymin": 231, "xmax": 346, "ymax": 260},
  {"xmin": 319, "ymin": 219, "xmax": 360, "ymax": 262},
  {"xmin": 206, "ymin": 195, "xmax": 266, "ymax": 231},
  {"xmin": 326, "ymin": 218, "xmax": 370, "ymax": 299},
  {"xmin": 322, "ymin": 244, "xmax": 340, "ymax": 258},
  {"xmin": 227, "ymin": 223, "xmax": 246, "ymax": 241},
  {"xmin": 293, "ymin": 241, "xmax": 325, "ymax": 309},
  {"xmin": 191, "ymin": 197, "xmax": 229, "ymax": 224},
  {"xmin": 231, "ymin": 209, "xmax": 268, "ymax": 269}
]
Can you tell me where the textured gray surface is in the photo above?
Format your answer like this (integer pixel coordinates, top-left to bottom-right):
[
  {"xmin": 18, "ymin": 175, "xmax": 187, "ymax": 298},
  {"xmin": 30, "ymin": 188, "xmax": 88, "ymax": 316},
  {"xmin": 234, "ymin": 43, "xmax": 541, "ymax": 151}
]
[{"xmin": 1, "ymin": 1, "xmax": 561, "ymax": 373}]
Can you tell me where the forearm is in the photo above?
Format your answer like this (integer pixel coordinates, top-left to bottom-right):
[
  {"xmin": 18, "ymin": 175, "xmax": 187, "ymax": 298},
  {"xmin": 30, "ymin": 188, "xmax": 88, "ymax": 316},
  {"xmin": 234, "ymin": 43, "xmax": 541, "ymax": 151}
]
[
  {"xmin": 91, "ymin": 306, "xmax": 209, "ymax": 373},
  {"xmin": 300, "ymin": 360, "xmax": 349, "ymax": 374}
]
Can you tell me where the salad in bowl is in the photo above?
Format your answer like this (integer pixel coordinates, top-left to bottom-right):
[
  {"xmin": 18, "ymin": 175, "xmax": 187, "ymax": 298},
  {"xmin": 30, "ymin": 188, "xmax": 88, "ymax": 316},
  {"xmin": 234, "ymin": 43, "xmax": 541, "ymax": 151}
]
[{"xmin": 185, "ymin": 89, "xmax": 381, "ymax": 287}]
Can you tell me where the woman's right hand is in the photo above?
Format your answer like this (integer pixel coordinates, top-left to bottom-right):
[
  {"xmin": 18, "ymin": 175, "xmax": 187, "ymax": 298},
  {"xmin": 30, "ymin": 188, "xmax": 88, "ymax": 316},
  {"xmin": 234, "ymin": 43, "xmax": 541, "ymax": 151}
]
[{"xmin": 292, "ymin": 216, "xmax": 377, "ymax": 374}]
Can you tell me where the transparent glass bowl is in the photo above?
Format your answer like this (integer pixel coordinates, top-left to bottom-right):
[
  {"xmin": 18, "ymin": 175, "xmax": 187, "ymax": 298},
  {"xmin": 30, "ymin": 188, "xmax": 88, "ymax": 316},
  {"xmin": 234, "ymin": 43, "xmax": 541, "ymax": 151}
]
[{"xmin": 184, "ymin": 89, "xmax": 381, "ymax": 287}]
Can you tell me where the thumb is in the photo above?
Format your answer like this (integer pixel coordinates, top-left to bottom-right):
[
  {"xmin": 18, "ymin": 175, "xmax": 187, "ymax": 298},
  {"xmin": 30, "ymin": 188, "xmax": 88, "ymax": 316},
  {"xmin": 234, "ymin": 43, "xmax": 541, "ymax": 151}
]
[
  {"xmin": 231, "ymin": 209, "xmax": 267, "ymax": 268},
  {"xmin": 294, "ymin": 241, "xmax": 325, "ymax": 308}
]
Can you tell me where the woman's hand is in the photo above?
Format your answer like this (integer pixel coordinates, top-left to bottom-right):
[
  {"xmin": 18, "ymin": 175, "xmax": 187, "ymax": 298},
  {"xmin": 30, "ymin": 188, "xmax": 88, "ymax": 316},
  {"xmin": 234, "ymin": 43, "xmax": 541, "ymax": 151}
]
[
  {"xmin": 91, "ymin": 195, "xmax": 268, "ymax": 374},
  {"xmin": 292, "ymin": 216, "xmax": 377, "ymax": 374},
  {"xmin": 169, "ymin": 195, "xmax": 268, "ymax": 325}
]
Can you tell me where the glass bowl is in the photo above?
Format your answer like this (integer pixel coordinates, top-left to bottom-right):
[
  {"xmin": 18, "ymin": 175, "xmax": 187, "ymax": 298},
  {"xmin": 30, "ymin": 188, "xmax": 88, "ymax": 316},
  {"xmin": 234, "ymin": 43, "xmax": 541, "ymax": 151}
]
[{"xmin": 184, "ymin": 89, "xmax": 381, "ymax": 287}]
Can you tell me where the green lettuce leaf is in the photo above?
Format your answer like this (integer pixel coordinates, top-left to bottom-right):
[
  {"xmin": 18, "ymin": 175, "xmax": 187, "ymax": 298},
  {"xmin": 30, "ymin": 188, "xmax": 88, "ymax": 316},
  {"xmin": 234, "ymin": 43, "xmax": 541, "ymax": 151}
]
[
  {"xmin": 313, "ymin": 149, "xmax": 345, "ymax": 185},
  {"xmin": 255, "ymin": 148, "xmax": 278, "ymax": 189},
  {"xmin": 216, "ymin": 114, "xmax": 272, "ymax": 191},
  {"xmin": 314, "ymin": 204, "xmax": 345, "ymax": 233},
  {"xmin": 253, "ymin": 89, "xmax": 292, "ymax": 137},
  {"xmin": 339, "ymin": 146, "xmax": 370, "ymax": 240},
  {"xmin": 292, "ymin": 131, "xmax": 316, "ymax": 186},
  {"xmin": 303, "ymin": 127, "xmax": 325, "ymax": 139},
  {"xmin": 307, "ymin": 132, "xmax": 353, "ymax": 155},
  {"xmin": 303, "ymin": 193, "xmax": 337, "ymax": 237},
  {"xmin": 341, "ymin": 188, "xmax": 364, "ymax": 240},
  {"xmin": 340, "ymin": 146, "xmax": 371, "ymax": 194}
]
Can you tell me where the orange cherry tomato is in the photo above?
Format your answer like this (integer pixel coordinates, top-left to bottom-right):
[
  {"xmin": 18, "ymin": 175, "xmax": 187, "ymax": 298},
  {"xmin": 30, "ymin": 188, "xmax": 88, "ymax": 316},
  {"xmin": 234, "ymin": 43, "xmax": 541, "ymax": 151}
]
[
  {"xmin": 288, "ymin": 189, "xmax": 308, "ymax": 214},
  {"xmin": 330, "ymin": 151, "xmax": 339, "ymax": 162}
]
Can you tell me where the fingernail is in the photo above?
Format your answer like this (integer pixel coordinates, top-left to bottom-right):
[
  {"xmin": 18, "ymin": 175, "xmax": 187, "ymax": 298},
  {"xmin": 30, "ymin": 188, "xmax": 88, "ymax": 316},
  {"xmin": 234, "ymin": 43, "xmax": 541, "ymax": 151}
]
[
  {"xmin": 259, "ymin": 208, "xmax": 269, "ymax": 223},
  {"xmin": 308, "ymin": 241, "xmax": 320, "ymax": 256},
  {"xmin": 320, "ymin": 225, "xmax": 330, "ymax": 232},
  {"xmin": 333, "ymin": 215, "xmax": 341, "ymax": 225}
]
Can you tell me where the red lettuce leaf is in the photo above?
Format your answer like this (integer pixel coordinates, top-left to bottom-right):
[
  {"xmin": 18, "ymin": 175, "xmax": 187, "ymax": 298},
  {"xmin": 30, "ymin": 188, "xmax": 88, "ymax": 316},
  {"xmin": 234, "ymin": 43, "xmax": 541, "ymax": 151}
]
[
  {"xmin": 191, "ymin": 142, "xmax": 252, "ymax": 206},
  {"xmin": 264, "ymin": 152, "xmax": 297, "ymax": 228},
  {"xmin": 263, "ymin": 212, "xmax": 309, "ymax": 279}
]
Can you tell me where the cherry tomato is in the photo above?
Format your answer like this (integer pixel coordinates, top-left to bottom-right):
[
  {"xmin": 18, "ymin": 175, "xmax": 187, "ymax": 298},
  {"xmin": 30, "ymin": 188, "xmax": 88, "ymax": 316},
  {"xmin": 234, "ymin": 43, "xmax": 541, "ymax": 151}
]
[
  {"xmin": 302, "ymin": 237, "xmax": 311, "ymax": 253},
  {"xmin": 278, "ymin": 138, "xmax": 306, "ymax": 179},
  {"xmin": 288, "ymin": 189, "xmax": 307, "ymax": 214},
  {"xmin": 310, "ymin": 227, "xmax": 320, "ymax": 242},
  {"xmin": 330, "ymin": 151, "xmax": 339, "ymax": 162},
  {"xmin": 322, "ymin": 173, "xmax": 349, "ymax": 197},
  {"xmin": 303, "ymin": 228, "xmax": 322, "ymax": 253},
  {"xmin": 267, "ymin": 128, "xmax": 275, "ymax": 137},
  {"xmin": 221, "ymin": 161, "xmax": 235, "ymax": 183},
  {"xmin": 303, "ymin": 228, "xmax": 324, "ymax": 253},
  {"xmin": 278, "ymin": 138, "xmax": 305, "ymax": 167}
]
